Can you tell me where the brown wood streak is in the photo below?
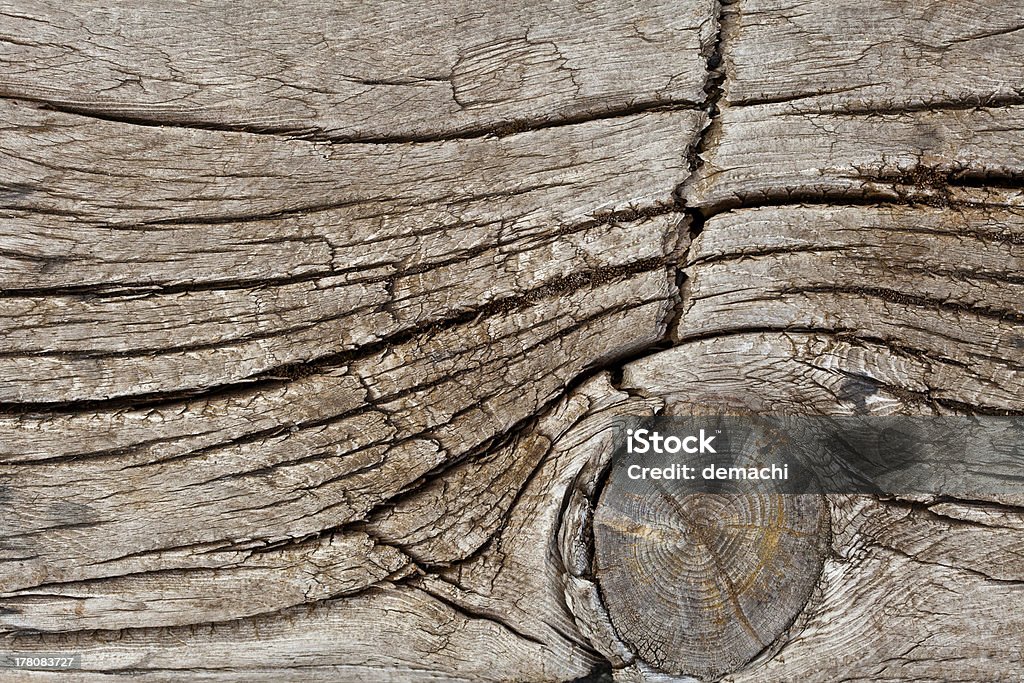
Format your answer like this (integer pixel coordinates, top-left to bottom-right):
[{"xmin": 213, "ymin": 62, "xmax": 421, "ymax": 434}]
[{"xmin": 3, "ymin": 0, "xmax": 1024, "ymax": 681}]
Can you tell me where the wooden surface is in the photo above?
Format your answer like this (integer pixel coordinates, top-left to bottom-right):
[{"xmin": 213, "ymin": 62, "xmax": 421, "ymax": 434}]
[
  {"xmin": 0, "ymin": 0, "xmax": 717, "ymax": 139},
  {"xmin": 1, "ymin": 98, "xmax": 698, "ymax": 402},
  {"xmin": 3, "ymin": 0, "xmax": 1024, "ymax": 681},
  {"xmin": 593, "ymin": 490, "xmax": 827, "ymax": 679}
]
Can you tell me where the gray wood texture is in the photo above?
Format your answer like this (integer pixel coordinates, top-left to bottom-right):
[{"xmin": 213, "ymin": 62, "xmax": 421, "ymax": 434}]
[
  {"xmin": 721, "ymin": 0, "xmax": 1024, "ymax": 110},
  {"xmin": 1, "ymin": 97, "xmax": 699, "ymax": 402},
  {"xmin": 0, "ymin": 0, "xmax": 716, "ymax": 139},
  {"xmin": 3, "ymin": 0, "xmax": 1024, "ymax": 680},
  {"xmin": 686, "ymin": 104, "xmax": 1024, "ymax": 211}
]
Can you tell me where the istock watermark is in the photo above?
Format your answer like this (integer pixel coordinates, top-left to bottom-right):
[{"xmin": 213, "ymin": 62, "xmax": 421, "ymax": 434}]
[{"xmin": 610, "ymin": 415, "xmax": 1024, "ymax": 496}]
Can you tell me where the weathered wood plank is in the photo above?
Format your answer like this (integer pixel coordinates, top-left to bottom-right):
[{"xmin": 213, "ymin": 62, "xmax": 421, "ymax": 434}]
[
  {"xmin": 5, "ymin": 0, "xmax": 1024, "ymax": 680},
  {"xmin": 675, "ymin": 205, "xmax": 1024, "ymax": 413},
  {"xmin": 686, "ymin": 104, "xmax": 1024, "ymax": 211},
  {"xmin": 1, "ymin": 272, "xmax": 674, "ymax": 592},
  {"xmin": 0, "ymin": 0, "xmax": 716, "ymax": 139},
  {"xmin": 0, "ymin": 531, "xmax": 414, "ymax": 632},
  {"xmin": 1, "ymin": 374, "xmax": 657, "ymax": 681},
  {"xmin": 615, "ymin": 200, "xmax": 1024, "ymax": 680},
  {"xmin": 626, "ymin": 331, "xmax": 943, "ymax": 415},
  {"xmin": 408, "ymin": 375, "xmax": 662, "ymax": 676},
  {"xmin": 625, "ymin": 205, "xmax": 1024, "ymax": 417},
  {"xmin": 0, "ymin": 100, "xmax": 698, "ymax": 402},
  {"xmin": 725, "ymin": 495, "xmax": 1024, "ymax": 683},
  {"xmin": 0, "ymin": 100, "xmax": 700, "ymax": 231},
  {"xmin": 722, "ymin": 0, "xmax": 1024, "ymax": 110},
  {"xmin": 3, "ymin": 585, "xmax": 588, "ymax": 682},
  {"xmin": 364, "ymin": 427, "xmax": 550, "ymax": 566}
]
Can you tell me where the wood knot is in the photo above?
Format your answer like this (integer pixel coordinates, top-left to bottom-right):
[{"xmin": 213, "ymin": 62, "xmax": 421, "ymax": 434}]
[{"xmin": 593, "ymin": 484, "xmax": 828, "ymax": 679}]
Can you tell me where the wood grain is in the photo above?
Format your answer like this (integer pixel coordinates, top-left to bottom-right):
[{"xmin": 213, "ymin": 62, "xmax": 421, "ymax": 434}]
[
  {"xmin": 676, "ymin": 205, "xmax": 1024, "ymax": 413},
  {"xmin": 594, "ymin": 489, "xmax": 827, "ymax": 679},
  {"xmin": 725, "ymin": 495, "xmax": 1024, "ymax": 683},
  {"xmin": 1, "ymin": 272, "xmax": 675, "ymax": 589},
  {"xmin": 1, "ymin": 374, "xmax": 658, "ymax": 682},
  {"xmin": 0, "ymin": 99, "xmax": 699, "ymax": 402},
  {"xmin": 5, "ymin": 0, "xmax": 1024, "ymax": 680},
  {"xmin": 619, "ymin": 201, "xmax": 1024, "ymax": 680},
  {"xmin": 686, "ymin": 104, "xmax": 1024, "ymax": 211},
  {"xmin": 0, "ymin": 0, "xmax": 717, "ymax": 139},
  {"xmin": 722, "ymin": 0, "xmax": 1024, "ymax": 110},
  {"xmin": 624, "ymin": 205, "xmax": 1024, "ymax": 417}
]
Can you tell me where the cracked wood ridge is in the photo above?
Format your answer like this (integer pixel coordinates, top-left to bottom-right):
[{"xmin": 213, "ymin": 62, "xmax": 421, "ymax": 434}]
[{"xmin": 1, "ymin": 0, "xmax": 1023, "ymax": 681}]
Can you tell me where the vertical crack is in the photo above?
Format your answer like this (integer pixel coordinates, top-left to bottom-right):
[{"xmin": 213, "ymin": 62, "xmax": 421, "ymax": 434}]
[
  {"xmin": 606, "ymin": 1, "xmax": 729, "ymax": 391},
  {"xmin": 666, "ymin": 0, "xmax": 729, "ymax": 347},
  {"xmin": 587, "ymin": 7, "xmax": 732, "ymax": 677},
  {"xmin": 684, "ymin": 0, "xmax": 729, "ymax": 236},
  {"xmin": 658, "ymin": 0, "xmax": 730, "ymax": 352}
]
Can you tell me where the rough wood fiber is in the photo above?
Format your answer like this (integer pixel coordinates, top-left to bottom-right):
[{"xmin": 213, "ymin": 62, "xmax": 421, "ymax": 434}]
[
  {"xmin": 3, "ymin": 585, "xmax": 589, "ymax": 682},
  {"xmin": 0, "ymin": 531, "xmax": 416, "ymax": 632},
  {"xmin": 1, "ymin": 374, "xmax": 657, "ymax": 681},
  {"xmin": 685, "ymin": 0, "xmax": 1024, "ymax": 213},
  {"xmin": 620, "ymin": 202, "xmax": 1024, "ymax": 680},
  {"xmin": 1, "ymin": 272, "xmax": 674, "ymax": 591},
  {"xmin": 722, "ymin": 0, "xmax": 1024, "ymax": 110},
  {"xmin": 686, "ymin": 104, "xmax": 1024, "ymax": 210},
  {"xmin": 593, "ymin": 490, "xmax": 827, "ymax": 679},
  {"xmin": 0, "ymin": 100, "xmax": 699, "ymax": 402},
  {"xmin": 0, "ymin": 0, "xmax": 717, "ymax": 139},
  {"xmin": 5, "ymin": 0, "xmax": 1024, "ymax": 680},
  {"xmin": 724, "ymin": 495, "xmax": 1024, "ymax": 683},
  {"xmin": 676, "ymin": 205, "xmax": 1024, "ymax": 414},
  {"xmin": 625, "ymin": 207, "xmax": 1024, "ymax": 417},
  {"xmin": 0, "ymin": 100, "xmax": 701, "ymax": 228}
]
